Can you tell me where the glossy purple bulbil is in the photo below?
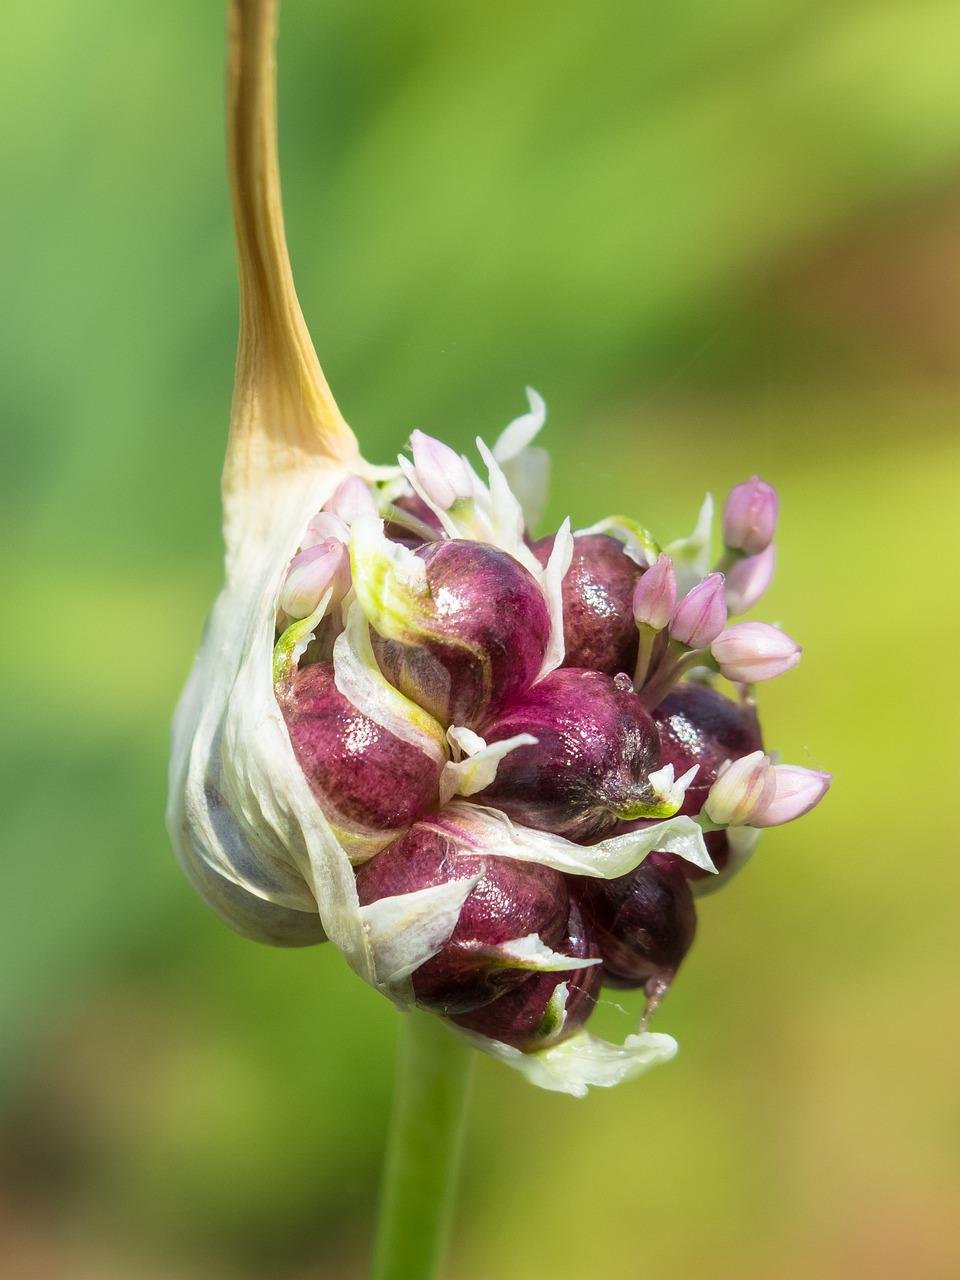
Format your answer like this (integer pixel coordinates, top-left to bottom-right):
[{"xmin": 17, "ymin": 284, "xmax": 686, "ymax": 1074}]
[
  {"xmin": 533, "ymin": 533, "xmax": 643, "ymax": 676},
  {"xmin": 372, "ymin": 539, "xmax": 551, "ymax": 729},
  {"xmin": 576, "ymin": 859, "xmax": 697, "ymax": 995},
  {"xmin": 281, "ymin": 663, "xmax": 441, "ymax": 837},
  {"xmin": 653, "ymin": 683, "xmax": 763, "ymax": 816},
  {"xmin": 355, "ymin": 823, "xmax": 569, "ymax": 1015},
  {"xmin": 452, "ymin": 899, "xmax": 601, "ymax": 1051},
  {"xmin": 477, "ymin": 668, "xmax": 662, "ymax": 841}
]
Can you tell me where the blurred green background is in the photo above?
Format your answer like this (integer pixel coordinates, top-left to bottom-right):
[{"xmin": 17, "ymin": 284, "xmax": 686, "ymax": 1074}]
[{"xmin": 2, "ymin": 1, "xmax": 959, "ymax": 1276}]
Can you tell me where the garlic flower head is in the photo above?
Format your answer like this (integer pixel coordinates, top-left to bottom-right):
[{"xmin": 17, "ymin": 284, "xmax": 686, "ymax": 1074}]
[{"xmin": 167, "ymin": 0, "xmax": 830, "ymax": 1098}]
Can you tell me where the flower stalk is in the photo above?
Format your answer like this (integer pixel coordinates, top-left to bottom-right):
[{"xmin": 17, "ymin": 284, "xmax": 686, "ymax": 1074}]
[{"xmin": 371, "ymin": 1012, "xmax": 474, "ymax": 1280}]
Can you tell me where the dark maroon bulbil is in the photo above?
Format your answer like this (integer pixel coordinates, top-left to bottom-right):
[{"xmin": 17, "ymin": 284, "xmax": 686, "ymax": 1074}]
[
  {"xmin": 452, "ymin": 899, "xmax": 602, "ymax": 1051},
  {"xmin": 355, "ymin": 823, "xmax": 569, "ymax": 1015},
  {"xmin": 533, "ymin": 532, "xmax": 643, "ymax": 676},
  {"xmin": 576, "ymin": 859, "xmax": 696, "ymax": 1001},
  {"xmin": 281, "ymin": 663, "xmax": 441, "ymax": 836},
  {"xmin": 477, "ymin": 668, "xmax": 662, "ymax": 841},
  {"xmin": 653, "ymin": 683, "xmax": 763, "ymax": 816},
  {"xmin": 372, "ymin": 539, "xmax": 551, "ymax": 729}
]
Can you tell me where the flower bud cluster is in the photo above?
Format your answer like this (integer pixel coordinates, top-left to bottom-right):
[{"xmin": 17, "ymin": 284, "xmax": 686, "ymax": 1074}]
[{"xmin": 262, "ymin": 405, "xmax": 830, "ymax": 1071}]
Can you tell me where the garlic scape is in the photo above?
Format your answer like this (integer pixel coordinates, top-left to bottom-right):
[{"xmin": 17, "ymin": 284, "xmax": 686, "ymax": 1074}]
[{"xmin": 168, "ymin": 0, "xmax": 829, "ymax": 1099}]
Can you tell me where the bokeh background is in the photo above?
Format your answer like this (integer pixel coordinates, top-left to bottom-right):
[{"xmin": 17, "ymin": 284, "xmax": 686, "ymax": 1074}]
[{"xmin": 3, "ymin": 1, "xmax": 959, "ymax": 1276}]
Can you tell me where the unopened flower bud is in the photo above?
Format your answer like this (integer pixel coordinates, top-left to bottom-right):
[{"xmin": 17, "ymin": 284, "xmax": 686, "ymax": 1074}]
[
  {"xmin": 323, "ymin": 473, "xmax": 378, "ymax": 524},
  {"xmin": 362, "ymin": 534, "xmax": 552, "ymax": 728},
  {"xmin": 724, "ymin": 543, "xmax": 775, "ymax": 615},
  {"xmin": 723, "ymin": 475, "xmax": 778, "ymax": 555},
  {"xmin": 355, "ymin": 822, "xmax": 569, "ymax": 1014},
  {"xmin": 633, "ymin": 553, "xmax": 677, "ymax": 632},
  {"xmin": 410, "ymin": 430, "xmax": 475, "ymax": 511},
  {"xmin": 279, "ymin": 540, "xmax": 351, "ymax": 620},
  {"xmin": 452, "ymin": 899, "xmax": 602, "ymax": 1051},
  {"xmin": 576, "ymin": 860, "xmax": 697, "ymax": 997},
  {"xmin": 703, "ymin": 751, "xmax": 776, "ymax": 826},
  {"xmin": 532, "ymin": 532, "xmax": 643, "ymax": 675},
  {"xmin": 653, "ymin": 683, "xmax": 763, "ymax": 816},
  {"xmin": 281, "ymin": 663, "xmax": 443, "ymax": 856},
  {"xmin": 711, "ymin": 621, "xmax": 801, "ymax": 683},
  {"xmin": 750, "ymin": 765, "xmax": 831, "ymax": 828},
  {"xmin": 669, "ymin": 573, "xmax": 728, "ymax": 649},
  {"xmin": 477, "ymin": 668, "xmax": 664, "ymax": 841},
  {"xmin": 301, "ymin": 510, "xmax": 350, "ymax": 549}
]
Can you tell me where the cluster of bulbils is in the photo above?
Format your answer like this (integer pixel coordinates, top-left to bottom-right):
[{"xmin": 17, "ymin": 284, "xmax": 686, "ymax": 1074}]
[{"xmin": 272, "ymin": 398, "xmax": 829, "ymax": 1058}]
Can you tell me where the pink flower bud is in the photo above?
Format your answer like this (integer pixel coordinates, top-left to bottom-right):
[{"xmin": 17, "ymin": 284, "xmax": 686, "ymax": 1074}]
[
  {"xmin": 751, "ymin": 765, "xmax": 831, "ymax": 827},
  {"xmin": 703, "ymin": 751, "xmax": 776, "ymax": 826},
  {"xmin": 301, "ymin": 510, "xmax": 350, "ymax": 549},
  {"xmin": 724, "ymin": 543, "xmax": 776, "ymax": 615},
  {"xmin": 410, "ymin": 430, "xmax": 474, "ymax": 510},
  {"xmin": 669, "ymin": 573, "xmax": 727, "ymax": 649},
  {"xmin": 711, "ymin": 621, "xmax": 801, "ymax": 683},
  {"xmin": 323, "ymin": 474, "xmax": 377, "ymax": 524},
  {"xmin": 279, "ymin": 540, "xmax": 350, "ymax": 620},
  {"xmin": 633, "ymin": 553, "xmax": 677, "ymax": 632},
  {"xmin": 723, "ymin": 476, "xmax": 778, "ymax": 555}
]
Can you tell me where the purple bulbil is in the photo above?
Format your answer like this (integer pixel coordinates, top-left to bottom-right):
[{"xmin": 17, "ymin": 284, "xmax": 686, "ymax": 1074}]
[
  {"xmin": 533, "ymin": 533, "xmax": 643, "ymax": 676},
  {"xmin": 477, "ymin": 668, "xmax": 662, "ymax": 841},
  {"xmin": 653, "ymin": 683, "xmax": 763, "ymax": 816},
  {"xmin": 281, "ymin": 663, "xmax": 442, "ymax": 837},
  {"xmin": 576, "ymin": 859, "xmax": 697, "ymax": 998},
  {"xmin": 372, "ymin": 539, "xmax": 551, "ymax": 729},
  {"xmin": 355, "ymin": 823, "xmax": 570, "ymax": 1015},
  {"xmin": 452, "ymin": 898, "xmax": 602, "ymax": 1051}
]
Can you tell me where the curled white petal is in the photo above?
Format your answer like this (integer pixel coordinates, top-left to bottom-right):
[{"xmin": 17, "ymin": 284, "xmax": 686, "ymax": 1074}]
[
  {"xmin": 359, "ymin": 877, "xmax": 479, "ymax": 994},
  {"xmin": 459, "ymin": 1027, "xmax": 678, "ymax": 1098},
  {"xmin": 439, "ymin": 729, "xmax": 536, "ymax": 805},
  {"xmin": 475, "ymin": 437, "xmax": 541, "ymax": 574},
  {"xmin": 666, "ymin": 492, "xmax": 715, "ymax": 595},
  {"xmin": 535, "ymin": 516, "xmax": 574, "ymax": 681},
  {"xmin": 433, "ymin": 801, "xmax": 716, "ymax": 876},
  {"xmin": 332, "ymin": 598, "xmax": 448, "ymax": 765},
  {"xmin": 490, "ymin": 933, "xmax": 602, "ymax": 972},
  {"xmin": 646, "ymin": 762, "xmax": 699, "ymax": 813},
  {"xmin": 492, "ymin": 386, "xmax": 546, "ymax": 462}
]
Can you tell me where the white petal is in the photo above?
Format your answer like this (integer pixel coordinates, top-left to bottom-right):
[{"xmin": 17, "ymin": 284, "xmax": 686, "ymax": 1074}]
[
  {"xmin": 475, "ymin": 437, "xmax": 541, "ymax": 573},
  {"xmin": 490, "ymin": 933, "xmax": 602, "ymax": 972},
  {"xmin": 665, "ymin": 492, "xmax": 715, "ymax": 595},
  {"xmin": 434, "ymin": 802, "xmax": 716, "ymax": 876},
  {"xmin": 439, "ymin": 731, "xmax": 536, "ymax": 805},
  {"xmin": 492, "ymin": 387, "xmax": 547, "ymax": 462},
  {"xmin": 332, "ymin": 599, "xmax": 448, "ymax": 765},
  {"xmin": 359, "ymin": 877, "xmax": 479, "ymax": 993},
  {"xmin": 458, "ymin": 1027, "xmax": 678, "ymax": 1098},
  {"xmin": 535, "ymin": 516, "xmax": 574, "ymax": 681}
]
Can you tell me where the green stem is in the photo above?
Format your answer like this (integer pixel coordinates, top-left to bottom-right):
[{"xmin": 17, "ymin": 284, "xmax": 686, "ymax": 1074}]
[{"xmin": 370, "ymin": 1011, "xmax": 474, "ymax": 1280}]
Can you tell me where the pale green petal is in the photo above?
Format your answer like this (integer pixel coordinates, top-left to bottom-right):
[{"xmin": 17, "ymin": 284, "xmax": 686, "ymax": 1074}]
[
  {"xmin": 665, "ymin": 492, "xmax": 715, "ymax": 594},
  {"xmin": 460, "ymin": 1027, "xmax": 679, "ymax": 1098},
  {"xmin": 434, "ymin": 801, "xmax": 716, "ymax": 876},
  {"xmin": 536, "ymin": 517, "xmax": 574, "ymax": 681}
]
